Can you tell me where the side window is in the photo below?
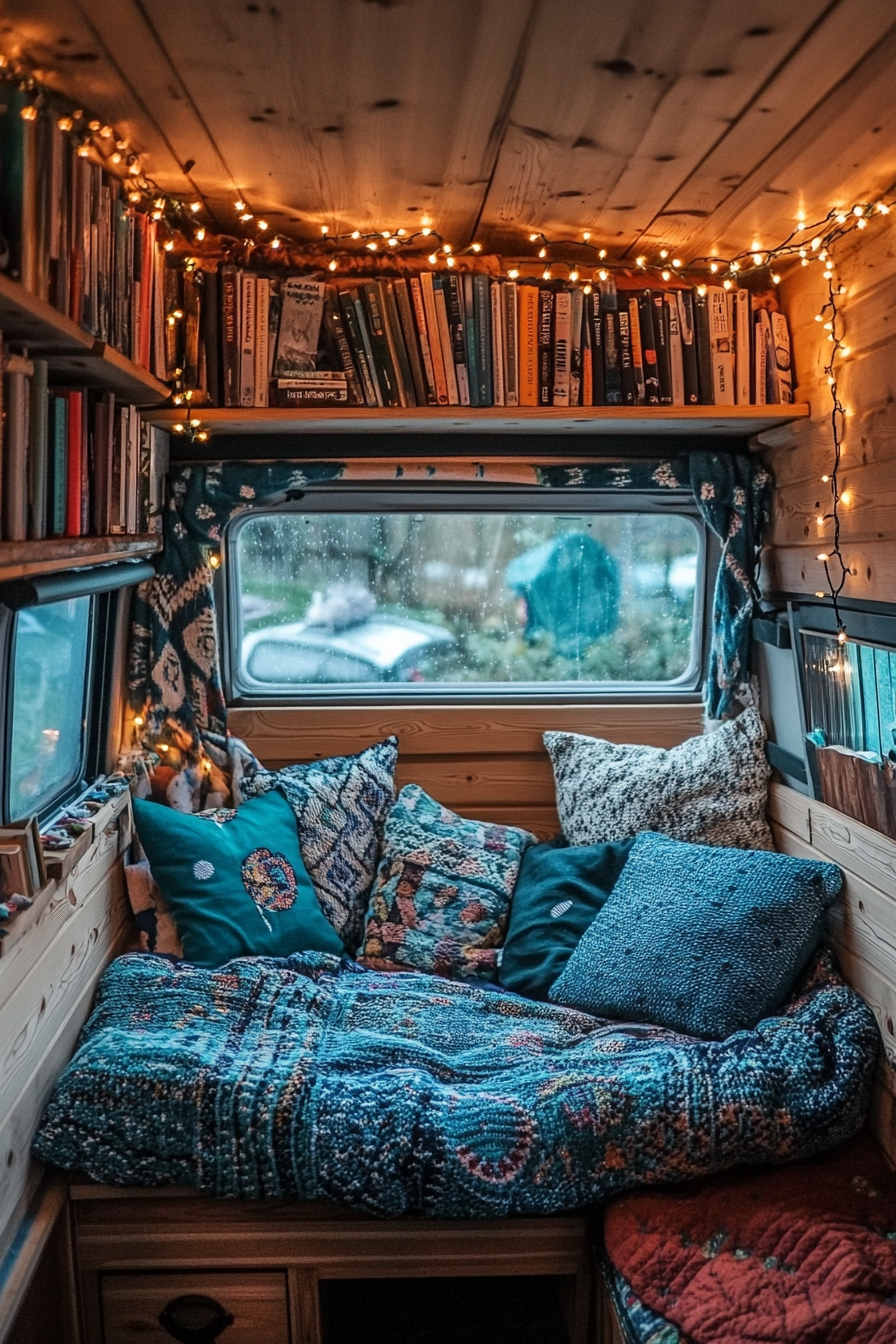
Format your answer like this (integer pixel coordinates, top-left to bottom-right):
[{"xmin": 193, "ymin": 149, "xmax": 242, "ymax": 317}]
[
  {"xmin": 226, "ymin": 493, "xmax": 706, "ymax": 701},
  {"xmin": 6, "ymin": 595, "xmax": 92, "ymax": 820}
]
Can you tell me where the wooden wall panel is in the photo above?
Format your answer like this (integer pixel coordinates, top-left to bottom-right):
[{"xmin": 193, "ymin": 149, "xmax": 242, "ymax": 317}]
[{"xmin": 760, "ymin": 223, "xmax": 896, "ymax": 606}]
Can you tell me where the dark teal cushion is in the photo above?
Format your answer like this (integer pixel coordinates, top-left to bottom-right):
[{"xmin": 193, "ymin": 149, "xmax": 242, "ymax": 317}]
[
  {"xmin": 549, "ymin": 831, "xmax": 843, "ymax": 1039},
  {"xmin": 133, "ymin": 792, "xmax": 344, "ymax": 968},
  {"xmin": 499, "ymin": 838, "xmax": 634, "ymax": 999}
]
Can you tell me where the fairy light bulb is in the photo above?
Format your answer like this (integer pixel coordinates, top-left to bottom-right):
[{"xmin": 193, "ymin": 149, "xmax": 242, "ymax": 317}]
[
  {"xmin": 387, "ymin": 237, "xmax": 398, "ymax": 246},
  {"xmin": 661, "ymin": 269, "xmax": 671, "ymax": 281},
  {"xmin": 421, "ymin": 227, "xmax": 431, "ymax": 236},
  {"xmin": 367, "ymin": 241, "xmax": 378, "ymax": 251},
  {"xmin": 508, "ymin": 268, "xmax": 519, "ymax": 279},
  {"xmin": 635, "ymin": 255, "xmax": 646, "ymax": 267},
  {"xmin": 672, "ymin": 258, "xmax": 682, "ymax": 267},
  {"xmin": 328, "ymin": 258, "xmax": 338, "ymax": 271},
  {"xmin": 857, "ymin": 217, "xmax": 867, "ymax": 229},
  {"xmin": 321, "ymin": 225, "xmax": 328, "ymax": 235},
  {"xmin": 271, "ymin": 237, "xmax": 281, "ymax": 249},
  {"xmin": 817, "ymin": 552, "xmax": 829, "ymax": 560},
  {"xmin": 697, "ymin": 284, "xmax": 707, "ymax": 296},
  {"xmin": 710, "ymin": 262, "xmax": 719, "ymax": 273},
  {"xmin": 840, "ymin": 490, "xmax": 852, "ymax": 506},
  {"xmin": 57, "ymin": 115, "xmax": 73, "ymax": 132},
  {"xmin": 164, "ymin": 239, "xmax": 174, "ymax": 252},
  {"xmin": 529, "ymin": 233, "xmax": 538, "ymax": 242},
  {"xmin": 538, "ymin": 247, "xmax": 547, "ymax": 259},
  {"xmin": 876, "ymin": 202, "xmax": 890, "ymax": 214},
  {"xmin": 569, "ymin": 269, "xmax": 579, "ymax": 282},
  {"xmin": 397, "ymin": 228, "xmax": 406, "ymax": 236},
  {"xmin": 235, "ymin": 199, "xmax": 245, "ymax": 212},
  {"xmin": 542, "ymin": 267, "xmax": 552, "ymax": 280},
  {"xmin": 598, "ymin": 269, "xmax": 608, "ymax": 281},
  {"xmin": 722, "ymin": 278, "xmax": 732, "ymax": 290},
  {"xmin": 659, "ymin": 249, "xmax": 668, "ymax": 259},
  {"xmin": 196, "ymin": 228, "xmax": 205, "ymax": 241},
  {"xmin": 351, "ymin": 230, "xmax": 360, "ymax": 239},
  {"xmin": 257, "ymin": 219, "xmax": 268, "ymax": 230},
  {"xmin": 582, "ymin": 231, "xmax": 591, "ymax": 240},
  {"xmin": 382, "ymin": 231, "xmax": 391, "ymax": 239},
  {"xmin": 853, "ymin": 205, "xmax": 864, "ymax": 216},
  {"xmin": 191, "ymin": 201, "xmax": 201, "ymax": 213},
  {"xmin": 771, "ymin": 273, "xmax": 781, "ymax": 284},
  {"xmin": 811, "ymin": 237, "xmax": 821, "ymax": 249},
  {"xmin": 443, "ymin": 243, "xmax": 452, "ymax": 254},
  {"xmin": 471, "ymin": 242, "xmax": 482, "ymax": 252},
  {"xmin": 428, "ymin": 252, "xmax": 437, "ymax": 264},
  {"xmin": 77, "ymin": 144, "xmax": 90, "ymax": 158},
  {"xmin": 446, "ymin": 255, "xmax": 456, "ymax": 267},
  {"xmin": 752, "ymin": 252, "xmax": 764, "ymax": 265},
  {"xmin": 129, "ymin": 191, "xmax": 141, "ymax": 204},
  {"xmin": 240, "ymin": 212, "xmax": 253, "ymax": 222},
  {"xmin": 598, "ymin": 249, "xmax": 607, "ymax": 259},
  {"xmin": 583, "ymin": 284, "xmax": 592, "ymax": 294}
]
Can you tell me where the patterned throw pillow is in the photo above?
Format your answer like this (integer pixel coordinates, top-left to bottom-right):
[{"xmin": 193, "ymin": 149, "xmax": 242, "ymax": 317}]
[
  {"xmin": 132, "ymin": 791, "xmax": 343, "ymax": 968},
  {"xmin": 241, "ymin": 737, "xmax": 397, "ymax": 953},
  {"xmin": 550, "ymin": 831, "xmax": 842, "ymax": 1038},
  {"xmin": 544, "ymin": 708, "xmax": 773, "ymax": 851},
  {"xmin": 360, "ymin": 785, "xmax": 535, "ymax": 981}
]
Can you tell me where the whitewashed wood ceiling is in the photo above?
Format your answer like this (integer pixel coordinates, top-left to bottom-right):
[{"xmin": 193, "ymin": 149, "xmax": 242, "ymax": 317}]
[{"xmin": 2, "ymin": 0, "xmax": 896, "ymax": 261}]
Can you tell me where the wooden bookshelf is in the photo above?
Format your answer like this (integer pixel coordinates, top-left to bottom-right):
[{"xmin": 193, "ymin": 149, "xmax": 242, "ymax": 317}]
[
  {"xmin": 0, "ymin": 273, "xmax": 169, "ymax": 407},
  {"xmin": 148, "ymin": 403, "xmax": 810, "ymax": 437},
  {"xmin": 0, "ymin": 535, "xmax": 160, "ymax": 584}
]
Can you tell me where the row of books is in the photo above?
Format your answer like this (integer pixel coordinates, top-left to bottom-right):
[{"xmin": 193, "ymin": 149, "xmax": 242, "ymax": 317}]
[
  {"xmin": 0, "ymin": 88, "xmax": 167, "ymax": 373},
  {"xmin": 0, "ymin": 353, "xmax": 167, "ymax": 542},
  {"xmin": 191, "ymin": 267, "xmax": 794, "ymax": 409}
]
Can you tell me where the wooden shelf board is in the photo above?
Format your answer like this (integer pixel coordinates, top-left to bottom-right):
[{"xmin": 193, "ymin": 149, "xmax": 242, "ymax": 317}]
[
  {"xmin": 0, "ymin": 274, "xmax": 169, "ymax": 406},
  {"xmin": 148, "ymin": 404, "xmax": 810, "ymax": 436},
  {"xmin": 0, "ymin": 535, "xmax": 160, "ymax": 584}
]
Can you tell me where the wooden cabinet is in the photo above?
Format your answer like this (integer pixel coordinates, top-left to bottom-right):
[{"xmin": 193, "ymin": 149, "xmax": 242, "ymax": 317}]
[{"xmin": 101, "ymin": 1271, "xmax": 290, "ymax": 1344}]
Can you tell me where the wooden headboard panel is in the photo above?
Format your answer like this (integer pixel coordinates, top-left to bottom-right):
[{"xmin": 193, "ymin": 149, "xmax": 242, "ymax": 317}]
[
  {"xmin": 228, "ymin": 702, "xmax": 704, "ymax": 840},
  {"xmin": 770, "ymin": 783, "xmax": 896, "ymax": 1164}
]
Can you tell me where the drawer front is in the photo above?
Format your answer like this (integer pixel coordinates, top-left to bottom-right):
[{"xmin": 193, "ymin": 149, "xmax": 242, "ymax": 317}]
[{"xmin": 100, "ymin": 1271, "xmax": 290, "ymax": 1344}]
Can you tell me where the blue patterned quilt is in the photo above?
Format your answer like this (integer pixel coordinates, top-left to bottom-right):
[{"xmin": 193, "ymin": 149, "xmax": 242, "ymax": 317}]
[{"xmin": 33, "ymin": 949, "xmax": 878, "ymax": 1217}]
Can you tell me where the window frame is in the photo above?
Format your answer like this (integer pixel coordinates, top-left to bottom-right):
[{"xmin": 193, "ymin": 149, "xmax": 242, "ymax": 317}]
[{"xmin": 221, "ymin": 485, "xmax": 714, "ymax": 708}]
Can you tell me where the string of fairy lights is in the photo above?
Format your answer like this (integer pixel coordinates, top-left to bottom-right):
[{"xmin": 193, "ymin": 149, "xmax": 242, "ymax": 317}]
[{"xmin": 2, "ymin": 54, "xmax": 892, "ymax": 638}]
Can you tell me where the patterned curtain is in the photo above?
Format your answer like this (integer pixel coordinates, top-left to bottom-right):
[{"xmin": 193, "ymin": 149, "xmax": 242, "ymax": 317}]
[{"xmin": 128, "ymin": 452, "xmax": 771, "ymax": 804}]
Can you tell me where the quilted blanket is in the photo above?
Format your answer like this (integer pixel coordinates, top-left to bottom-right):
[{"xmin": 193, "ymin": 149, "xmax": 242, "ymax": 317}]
[{"xmin": 34, "ymin": 949, "xmax": 878, "ymax": 1217}]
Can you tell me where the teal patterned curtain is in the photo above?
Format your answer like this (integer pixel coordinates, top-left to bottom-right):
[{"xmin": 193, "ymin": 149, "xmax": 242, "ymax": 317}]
[{"xmin": 128, "ymin": 452, "xmax": 772, "ymax": 789}]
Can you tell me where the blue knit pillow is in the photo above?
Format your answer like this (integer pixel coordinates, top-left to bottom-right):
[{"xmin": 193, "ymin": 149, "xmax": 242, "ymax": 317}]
[{"xmin": 549, "ymin": 832, "xmax": 842, "ymax": 1039}]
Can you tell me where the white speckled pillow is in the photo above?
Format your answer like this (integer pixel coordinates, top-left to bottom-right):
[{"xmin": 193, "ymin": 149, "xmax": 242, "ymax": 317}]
[{"xmin": 544, "ymin": 708, "xmax": 773, "ymax": 851}]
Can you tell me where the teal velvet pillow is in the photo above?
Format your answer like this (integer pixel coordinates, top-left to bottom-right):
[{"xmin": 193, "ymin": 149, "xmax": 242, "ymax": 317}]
[
  {"xmin": 132, "ymin": 792, "xmax": 344, "ymax": 968},
  {"xmin": 549, "ymin": 831, "xmax": 843, "ymax": 1039},
  {"xmin": 499, "ymin": 838, "xmax": 634, "ymax": 999}
]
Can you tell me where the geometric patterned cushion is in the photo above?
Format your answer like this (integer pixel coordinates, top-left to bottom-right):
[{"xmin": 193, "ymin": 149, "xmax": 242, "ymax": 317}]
[
  {"xmin": 360, "ymin": 784, "xmax": 535, "ymax": 981},
  {"xmin": 544, "ymin": 707, "xmax": 774, "ymax": 852},
  {"xmin": 241, "ymin": 737, "xmax": 397, "ymax": 953}
]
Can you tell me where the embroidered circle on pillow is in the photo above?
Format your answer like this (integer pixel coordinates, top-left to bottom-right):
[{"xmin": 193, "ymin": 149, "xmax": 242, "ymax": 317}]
[
  {"xmin": 241, "ymin": 848, "xmax": 298, "ymax": 912},
  {"xmin": 193, "ymin": 860, "xmax": 215, "ymax": 881}
]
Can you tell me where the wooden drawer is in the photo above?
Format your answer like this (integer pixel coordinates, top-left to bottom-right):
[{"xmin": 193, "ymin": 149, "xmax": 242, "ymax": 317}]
[{"xmin": 100, "ymin": 1271, "xmax": 290, "ymax": 1344}]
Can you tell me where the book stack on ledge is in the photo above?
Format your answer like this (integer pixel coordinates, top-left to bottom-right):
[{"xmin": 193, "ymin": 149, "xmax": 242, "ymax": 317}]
[
  {"xmin": 0, "ymin": 348, "xmax": 167, "ymax": 543},
  {"xmin": 190, "ymin": 268, "xmax": 794, "ymax": 413}
]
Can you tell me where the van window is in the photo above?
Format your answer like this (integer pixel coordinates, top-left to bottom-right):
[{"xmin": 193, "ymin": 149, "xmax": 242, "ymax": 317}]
[
  {"xmin": 8, "ymin": 596, "xmax": 91, "ymax": 819},
  {"xmin": 227, "ymin": 498, "xmax": 704, "ymax": 700}
]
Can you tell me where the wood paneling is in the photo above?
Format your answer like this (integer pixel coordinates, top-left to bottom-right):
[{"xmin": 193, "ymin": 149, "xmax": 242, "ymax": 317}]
[
  {"xmin": 760, "ymin": 221, "xmax": 896, "ymax": 606},
  {"xmin": 6, "ymin": 0, "xmax": 896, "ymax": 259}
]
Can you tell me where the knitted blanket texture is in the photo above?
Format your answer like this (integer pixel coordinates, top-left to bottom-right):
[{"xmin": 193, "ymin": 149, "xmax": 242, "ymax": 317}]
[{"xmin": 33, "ymin": 949, "xmax": 878, "ymax": 1218}]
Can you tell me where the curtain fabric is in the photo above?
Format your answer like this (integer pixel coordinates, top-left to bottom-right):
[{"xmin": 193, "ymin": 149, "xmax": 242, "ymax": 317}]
[{"xmin": 128, "ymin": 453, "xmax": 772, "ymax": 790}]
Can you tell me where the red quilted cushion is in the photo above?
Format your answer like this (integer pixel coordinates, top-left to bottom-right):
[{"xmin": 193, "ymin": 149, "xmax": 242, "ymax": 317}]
[{"xmin": 604, "ymin": 1131, "xmax": 896, "ymax": 1344}]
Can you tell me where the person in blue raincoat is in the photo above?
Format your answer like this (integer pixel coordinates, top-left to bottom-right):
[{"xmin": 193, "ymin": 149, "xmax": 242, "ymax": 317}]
[{"xmin": 505, "ymin": 531, "xmax": 620, "ymax": 658}]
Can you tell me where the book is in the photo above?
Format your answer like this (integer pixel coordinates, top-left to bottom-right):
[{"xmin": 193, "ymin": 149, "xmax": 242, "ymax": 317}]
[
  {"xmin": 254, "ymin": 276, "xmax": 270, "ymax": 408},
  {"xmin": 321, "ymin": 292, "xmax": 364, "ymax": 405},
  {"xmin": 626, "ymin": 294, "xmax": 645, "ymax": 404},
  {"xmin": 273, "ymin": 383, "xmax": 348, "ymax": 405},
  {"xmin": 552, "ymin": 289, "xmax": 571, "ymax": 406},
  {"xmin": 462, "ymin": 273, "xmax": 479, "ymax": 407},
  {"xmin": 491, "ymin": 279, "xmax": 505, "ymax": 407},
  {"xmin": 652, "ymin": 292, "xmax": 673, "ymax": 404},
  {"xmin": 3, "ymin": 363, "xmax": 30, "ymax": 542},
  {"xmin": 582, "ymin": 298, "xmax": 593, "ymax": 406},
  {"xmin": 503, "ymin": 282, "xmax": 519, "ymax": 407},
  {"xmin": 588, "ymin": 288, "xmax": 605, "ymax": 406},
  {"xmin": 338, "ymin": 291, "xmax": 378, "ymax": 407},
  {"xmin": 733, "ymin": 288, "xmax": 752, "ymax": 405},
  {"xmin": 569, "ymin": 288, "xmax": 584, "ymax": 407},
  {"xmin": 666, "ymin": 294, "xmax": 685, "ymax": 406},
  {"xmin": 200, "ymin": 269, "xmax": 221, "ymax": 407},
  {"xmin": 600, "ymin": 281, "xmax": 622, "ymax": 406},
  {"xmin": 676, "ymin": 290, "xmax": 699, "ymax": 405},
  {"xmin": 518, "ymin": 284, "xmax": 539, "ymax": 406},
  {"xmin": 637, "ymin": 292, "xmax": 660, "ymax": 404},
  {"xmin": 432, "ymin": 279, "xmax": 459, "ymax": 405},
  {"xmin": 274, "ymin": 278, "xmax": 326, "ymax": 378},
  {"xmin": 47, "ymin": 394, "xmax": 67, "ymax": 537},
  {"xmin": 351, "ymin": 289, "xmax": 384, "ymax": 407},
  {"xmin": 617, "ymin": 301, "xmax": 636, "ymax": 406},
  {"xmin": 537, "ymin": 287, "xmax": 553, "ymax": 407},
  {"xmin": 707, "ymin": 285, "xmax": 735, "ymax": 405},
  {"xmin": 219, "ymin": 264, "xmax": 240, "ymax": 407},
  {"xmin": 473, "ymin": 273, "xmax": 493, "ymax": 407},
  {"xmin": 694, "ymin": 288, "xmax": 715, "ymax": 404},
  {"xmin": 420, "ymin": 273, "xmax": 449, "ymax": 406},
  {"xmin": 28, "ymin": 358, "xmax": 48, "ymax": 540},
  {"xmin": 378, "ymin": 280, "xmax": 413, "ymax": 407},
  {"xmin": 770, "ymin": 311, "xmax": 794, "ymax": 403},
  {"xmin": 444, "ymin": 274, "xmax": 470, "ymax": 405},
  {"xmin": 64, "ymin": 389, "xmax": 83, "ymax": 538},
  {"xmin": 238, "ymin": 271, "xmax": 256, "ymax": 408},
  {"xmin": 393, "ymin": 279, "xmax": 429, "ymax": 406},
  {"xmin": 409, "ymin": 277, "xmax": 439, "ymax": 405},
  {"xmin": 362, "ymin": 281, "xmax": 400, "ymax": 407}
]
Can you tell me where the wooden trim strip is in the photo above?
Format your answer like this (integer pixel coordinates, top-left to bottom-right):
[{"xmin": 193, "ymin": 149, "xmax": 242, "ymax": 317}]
[{"xmin": 0, "ymin": 1175, "xmax": 68, "ymax": 1344}]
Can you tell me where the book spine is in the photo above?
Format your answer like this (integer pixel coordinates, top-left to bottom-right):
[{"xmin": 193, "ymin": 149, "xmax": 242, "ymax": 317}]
[
  {"xmin": 254, "ymin": 277, "xmax": 270, "ymax": 407},
  {"xmin": 337, "ymin": 292, "xmax": 377, "ymax": 407},
  {"xmin": 463, "ymin": 274, "xmax": 479, "ymax": 408},
  {"xmin": 420, "ymin": 273, "xmax": 448, "ymax": 406},
  {"xmin": 432, "ymin": 281, "xmax": 459, "ymax": 405},
  {"xmin": 589, "ymin": 290, "xmax": 605, "ymax": 405},
  {"xmin": 201, "ymin": 269, "xmax": 221, "ymax": 406},
  {"xmin": 445, "ymin": 274, "xmax": 470, "ymax": 405},
  {"xmin": 677, "ymin": 290, "xmax": 699, "ymax": 405},
  {"xmin": 28, "ymin": 358, "xmax": 48, "ymax": 540},
  {"xmin": 352, "ymin": 292, "xmax": 384, "ymax": 407},
  {"xmin": 3, "ymin": 371, "xmax": 28, "ymax": 542},
  {"xmin": 582, "ymin": 299, "xmax": 593, "ymax": 406},
  {"xmin": 323, "ymin": 294, "xmax": 364, "ymax": 405},
  {"xmin": 754, "ymin": 310, "xmax": 770, "ymax": 404},
  {"xmin": 109, "ymin": 402, "xmax": 123, "ymax": 533},
  {"xmin": 274, "ymin": 385, "xmax": 348, "ymax": 405},
  {"xmin": 394, "ymin": 279, "xmax": 428, "ymax": 406},
  {"xmin": 666, "ymin": 294, "xmax": 685, "ymax": 406},
  {"xmin": 409, "ymin": 277, "xmax": 438, "ymax": 405},
  {"xmin": 600, "ymin": 282, "xmax": 622, "ymax": 406},
  {"xmin": 694, "ymin": 290, "xmax": 715, "ymax": 404},
  {"xmin": 770, "ymin": 311, "xmax": 794, "ymax": 403},
  {"xmin": 625, "ymin": 295, "xmax": 644, "ymax": 403},
  {"xmin": 220, "ymin": 265, "xmax": 240, "ymax": 407},
  {"xmin": 638, "ymin": 292, "xmax": 660, "ymax": 404},
  {"xmin": 473, "ymin": 273, "xmax": 492, "ymax": 406},
  {"xmin": 380, "ymin": 280, "xmax": 414, "ymax": 407},
  {"xmin": 569, "ymin": 288, "xmax": 583, "ymax": 407},
  {"xmin": 734, "ymin": 288, "xmax": 752, "ymax": 404},
  {"xmin": 47, "ymin": 394, "xmax": 67, "ymax": 537},
  {"xmin": 239, "ymin": 272, "xmax": 257, "ymax": 408},
  {"xmin": 708, "ymin": 285, "xmax": 735, "ymax": 406},
  {"xmin": 617, "ymin": 302, "xmax": 636, "ymax": 406},
  {"xmin": 537, "ymin": 287, "xmax": 554, "ymax": 407},
  {"xmin": 490, "ymin": 279, "xmax": 505, "ymax": 407},
  {"xmin": 503, "ymin": 282, "xmax": 519, "ymax": 406},
  {"xmin": 80, "ymin": 392, "xmax": 89, "ymax": 535},
  {"xmin": 653, "ymin": 292, "xmax": 673, "ymax": 404},
  {"xmin": 362, "ymin": 282, "xmax": 400, "ymax": 407},
  {"xmin": 551, "ymin": 290, "xmax": 571, "ymax": 406},
  {"xmin": 518, "ymin": 285, "xmax": 539, "ymax": 406}
]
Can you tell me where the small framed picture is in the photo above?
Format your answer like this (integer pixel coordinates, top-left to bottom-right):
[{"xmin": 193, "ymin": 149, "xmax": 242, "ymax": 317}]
[
  {"xmin": 0, "ymin": 841, "xmax": 33, "ymax": 901},
  {"xmin": 4, "ymin": 817, "xmax": 47, "ymax": 890}
]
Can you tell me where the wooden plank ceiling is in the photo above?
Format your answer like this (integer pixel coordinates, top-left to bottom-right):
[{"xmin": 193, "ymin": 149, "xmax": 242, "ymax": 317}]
[{"xmin": 3, "ymin": 0, "xmax": 896, "ymax": 262}]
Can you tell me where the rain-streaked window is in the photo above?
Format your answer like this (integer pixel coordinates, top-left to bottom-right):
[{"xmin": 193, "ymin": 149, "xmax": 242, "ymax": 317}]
[{"xmin": 229, "ymin": 504, "xmax": 703, "ymax": 696}]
